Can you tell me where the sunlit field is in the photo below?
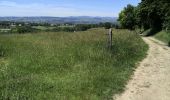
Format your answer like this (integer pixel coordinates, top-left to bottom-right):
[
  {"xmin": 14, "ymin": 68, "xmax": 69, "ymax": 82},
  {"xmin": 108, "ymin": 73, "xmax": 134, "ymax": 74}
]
[{"xmin": 0, "ymin": 28, "xmax": 148, "ymax": 100}]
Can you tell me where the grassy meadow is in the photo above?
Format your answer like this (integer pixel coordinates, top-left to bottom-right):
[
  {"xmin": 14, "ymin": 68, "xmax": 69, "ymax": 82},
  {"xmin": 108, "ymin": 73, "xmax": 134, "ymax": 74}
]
[
  {"xmin": 32, "ymin": 26, "xmax": 56, "ymax": 31},
  {"xmin": 0, "ymin": 28, "xmax": 148, "ymax": 100}
]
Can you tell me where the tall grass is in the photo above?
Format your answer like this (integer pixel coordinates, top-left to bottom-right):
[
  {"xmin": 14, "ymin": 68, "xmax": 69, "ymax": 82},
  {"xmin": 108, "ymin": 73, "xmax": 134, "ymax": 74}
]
[
  {"xmin": 154, "ymin": 30, "xmax": 170, "ymax": 46},
  {"xmin": 0, "ymin": 28, "xmax": 148, "ymax": 100}
]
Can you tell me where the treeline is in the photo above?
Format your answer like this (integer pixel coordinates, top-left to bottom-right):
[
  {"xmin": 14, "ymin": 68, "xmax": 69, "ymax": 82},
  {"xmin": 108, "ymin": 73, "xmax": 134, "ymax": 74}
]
[
  {"xmin": 118, "ymin": 0, "xmax": 170, "ymax": 35},
  {"xmin": 11, "ymin": 26, "xmax": 39, "ymax": 34},
  {"xmin": 50, "ymin": 23, "xmax": 117, "ymax": 32},
  {"xmin": 0, "ymin": 21, "xmax": 117, "ymax": 33}
]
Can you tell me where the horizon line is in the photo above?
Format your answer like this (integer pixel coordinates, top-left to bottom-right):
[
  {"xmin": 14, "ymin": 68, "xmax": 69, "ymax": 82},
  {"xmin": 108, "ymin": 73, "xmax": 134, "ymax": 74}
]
[{"xmin": 0, "ymin": 16, "xmax": 118, "ymax": 18}]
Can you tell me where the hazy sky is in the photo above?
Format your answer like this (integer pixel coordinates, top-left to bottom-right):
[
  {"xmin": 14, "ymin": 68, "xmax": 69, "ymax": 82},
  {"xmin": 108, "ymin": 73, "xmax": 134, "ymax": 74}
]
[{"xmin": 0, "ymin": 0, "xmax": 141, "ymax": 17}]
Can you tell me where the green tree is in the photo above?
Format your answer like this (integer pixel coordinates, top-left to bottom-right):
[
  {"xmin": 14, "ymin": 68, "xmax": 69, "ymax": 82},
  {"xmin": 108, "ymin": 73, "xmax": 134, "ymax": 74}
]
[
  {"xmin": 118, "ymin": 4, "xmax": 136, "ymax": 30},
  {"xmin": 137, "ymin": 0, "xmax": 170, "ymax": 32},
  {"xmin": 17, "ymin": 26, "xmax": 36, "ymax": 34},
  {"xmin": 104, "ymin": 22, "xmax": 112, "ymax": 29}
]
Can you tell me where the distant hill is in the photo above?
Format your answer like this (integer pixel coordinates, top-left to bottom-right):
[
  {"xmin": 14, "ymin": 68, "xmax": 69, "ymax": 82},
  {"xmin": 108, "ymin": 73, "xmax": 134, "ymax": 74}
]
[{"xmin": 0, "ymin": 16, "xmax": 117, "ymax": 24}]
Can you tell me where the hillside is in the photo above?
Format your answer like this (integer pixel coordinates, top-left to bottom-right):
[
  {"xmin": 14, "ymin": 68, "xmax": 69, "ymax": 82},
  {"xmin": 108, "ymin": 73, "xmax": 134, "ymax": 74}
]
[
  {"xmin": 0, "ymin": 28, "xmax": 147, "ymax": 100},
  {"xmin": 0, "ymin": 16, "xmax": 117, "ymax": 24}
]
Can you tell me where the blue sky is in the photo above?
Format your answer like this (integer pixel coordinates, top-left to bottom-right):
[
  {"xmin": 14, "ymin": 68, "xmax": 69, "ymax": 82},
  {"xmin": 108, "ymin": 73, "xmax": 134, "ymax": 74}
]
[{"xmin": 0, "ymin": 0, "xmax": 141, "ymax": 17}]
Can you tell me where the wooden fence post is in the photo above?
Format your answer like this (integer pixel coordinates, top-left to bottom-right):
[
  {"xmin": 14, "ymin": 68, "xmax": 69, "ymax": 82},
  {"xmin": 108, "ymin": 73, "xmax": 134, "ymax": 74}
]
[{"xmin": 108, "ymin": 28, "xmax": 112, "ymax": 48}]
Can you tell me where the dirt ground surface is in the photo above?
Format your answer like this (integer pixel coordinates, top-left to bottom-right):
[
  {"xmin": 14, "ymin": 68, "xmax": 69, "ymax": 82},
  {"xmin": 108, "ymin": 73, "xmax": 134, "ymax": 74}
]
[{"xmin": 114, "ymin": 37, "xmax": 170, "ymax": 100}]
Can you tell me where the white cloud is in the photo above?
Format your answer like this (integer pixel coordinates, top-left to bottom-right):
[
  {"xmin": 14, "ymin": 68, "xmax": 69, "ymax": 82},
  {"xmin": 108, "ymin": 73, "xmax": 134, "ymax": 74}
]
[{"xmin": 0, "ymin": 1, "xmax": 114, "ymax": 17}]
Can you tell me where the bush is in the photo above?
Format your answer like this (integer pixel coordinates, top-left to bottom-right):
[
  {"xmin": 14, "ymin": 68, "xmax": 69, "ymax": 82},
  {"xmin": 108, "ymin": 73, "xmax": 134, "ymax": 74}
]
[
  {"xmin": 146, "ymin": 28, "xmax": 161, "ymax": 36},
  {"xmin": 104, "ymin": 22, "xmax": 112, "ymax": 29},
  {"xmin": 62, "ymin": 27, "xmax": 75, "ymax": 32},
  {"xmin": 168, "ymin": 41, "xmax": 170, "ymax": 47},
  {"xmin": 16, "ymin": 26, "xmax": 37, "ymax": 34},
  {"xmin": 51, "ymin": 27, "xmax": 62, "ymax": 32},
  {"xmin": 163, "ymin": 16, "xmax": 170, "ymax": 31},
  {"xmin": 75, "ymin": 24, "xmax": 91, "ymax": 31}
]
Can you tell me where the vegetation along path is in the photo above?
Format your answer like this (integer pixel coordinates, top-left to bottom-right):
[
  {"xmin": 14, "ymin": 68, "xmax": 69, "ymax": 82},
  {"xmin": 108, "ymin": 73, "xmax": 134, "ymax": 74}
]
[{"xmin": 114, "ymin": 37, "xmax": 170, "ymax": 100}]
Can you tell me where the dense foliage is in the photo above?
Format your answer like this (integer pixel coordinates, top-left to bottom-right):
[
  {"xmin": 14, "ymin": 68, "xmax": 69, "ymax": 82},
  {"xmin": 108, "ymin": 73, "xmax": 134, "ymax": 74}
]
[
  {"xmin": 16, "ymin": 26, "xmax": 39, "ymax": 33},
  {"xmin": 118, "ymin": 0, "xmax": 170, "ymax": 33},
  {"xmin": 118, "ymin": 4, "xmax": 136, "ymax": 30},
  {"xmin": 0, "ymin": 21, "xmax": 117, "ymax": 33}
]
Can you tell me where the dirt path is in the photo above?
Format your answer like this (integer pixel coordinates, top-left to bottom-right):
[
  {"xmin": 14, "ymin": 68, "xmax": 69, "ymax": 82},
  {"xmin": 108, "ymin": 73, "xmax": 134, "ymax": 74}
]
[{"xmin": 114, "ymin": 37, "xmax": 170, "ymax": 100}]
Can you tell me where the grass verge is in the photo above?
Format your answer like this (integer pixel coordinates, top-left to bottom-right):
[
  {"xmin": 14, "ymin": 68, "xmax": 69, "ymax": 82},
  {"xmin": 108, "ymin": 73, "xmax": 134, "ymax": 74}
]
[
  {"xmin": 154, "ymin": 30, "xmax": 170, "ymax": 46},
  {"xmin": 0, "ymin": 28, "xmax": 148, "ymax": 100}
]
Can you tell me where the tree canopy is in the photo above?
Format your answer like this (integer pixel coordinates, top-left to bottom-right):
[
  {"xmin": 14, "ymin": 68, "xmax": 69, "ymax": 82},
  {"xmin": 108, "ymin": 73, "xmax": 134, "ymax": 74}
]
[
  {"xmin": 118, "ymin": 4, "xmax": 136, "ymax": 30},
  {"xmin": 118, "ymin": 0, "xmax": 170, "ymax": 32}
]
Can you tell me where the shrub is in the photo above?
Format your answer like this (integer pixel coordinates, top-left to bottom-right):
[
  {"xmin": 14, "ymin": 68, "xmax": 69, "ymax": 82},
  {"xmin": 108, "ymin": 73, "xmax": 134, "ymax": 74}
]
[
  {"xmin": 51, "ymin": 27, "xmax": 62, "ymax": 32},
  {"xmin": 163, "ymin": 16, "xmax": 170, "ymax": 32},
  {"xmin": 146, "ymin": 28, "xmax": 161, "ymax": 36},
  {"xmin": 104, "ymin": 22, "xmax": 112, "ymax": 29},
  {"xmin": 62, "ymin": 27, "xmax": 75, "ymax": 32},
  {"xmin": 17, "ymin": 26, "xmax": 37, "ymax": 34},
  {"xmin": 75, "ymin": 24, "xmax": 91, "ymax": 31}
]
